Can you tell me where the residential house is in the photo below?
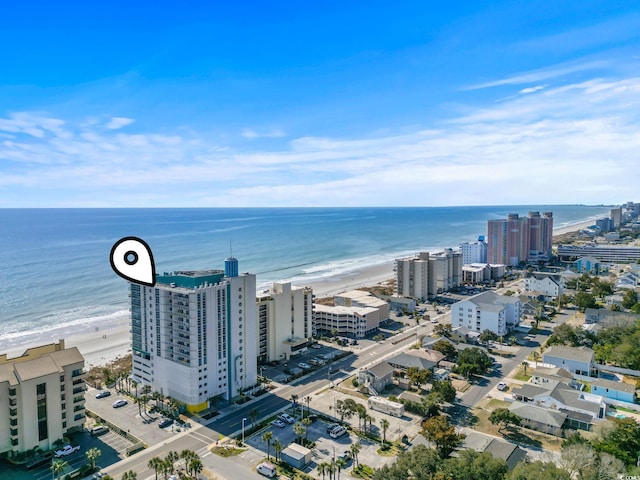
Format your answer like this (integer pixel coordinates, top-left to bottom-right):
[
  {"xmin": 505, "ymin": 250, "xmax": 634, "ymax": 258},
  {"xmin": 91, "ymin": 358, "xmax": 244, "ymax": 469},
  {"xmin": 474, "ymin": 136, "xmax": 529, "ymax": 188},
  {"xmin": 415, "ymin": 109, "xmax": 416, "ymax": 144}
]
[
  {"xmin": 357, "ymin": 362, "xmax": 395, "ymax": 395},
  {"xmin": 616, "ymin": 271, "xmax": 639, "ymax": 290},
  {"xmin": 459, "ymin": 431, "xmax": 528, "ymax": 470},
  {"xmin": 543, "ymin": 345, "xmax": 597, "ymax": 377},
  {"xmin": 590, "ymin": 378, "xmax": 636, "ymax": 403},
  {"xmin": 508, "ymin": 402, "xmax": 567, "ymax": 436},
  {"xmin": 523, "ymin": 273, "xmax": 564, "ymax": 299},
  {"xmin": 575, "ymin": 256, "xmax": 608, "ymax": 275}
]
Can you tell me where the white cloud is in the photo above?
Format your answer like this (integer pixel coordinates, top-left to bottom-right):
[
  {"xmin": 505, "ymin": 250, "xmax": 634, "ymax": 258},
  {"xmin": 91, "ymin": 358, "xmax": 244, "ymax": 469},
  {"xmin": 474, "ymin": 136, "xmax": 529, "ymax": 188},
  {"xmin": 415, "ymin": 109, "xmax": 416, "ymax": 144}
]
[
  {"xmin": 105, "ymin": 117, "xmax": 135, "ymax": 129},
  {"xmin": 1, "ymin": 74, "xmax": 640, "ymax": 206},
  {"xmin": 241, "ymin": 128, "xmax": 286, "ymax": 139},
  {"xmin": 519, "ymin": 85, "xmax": 546, "ymax": 94}
]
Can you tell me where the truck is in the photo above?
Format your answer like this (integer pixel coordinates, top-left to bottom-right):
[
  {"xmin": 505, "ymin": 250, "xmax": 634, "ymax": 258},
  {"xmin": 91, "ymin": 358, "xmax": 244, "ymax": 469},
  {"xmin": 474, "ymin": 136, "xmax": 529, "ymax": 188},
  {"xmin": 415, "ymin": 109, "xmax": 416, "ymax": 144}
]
[{"xmin": 368, "ymin": 396, "xmax": 404, "ymax": 417}]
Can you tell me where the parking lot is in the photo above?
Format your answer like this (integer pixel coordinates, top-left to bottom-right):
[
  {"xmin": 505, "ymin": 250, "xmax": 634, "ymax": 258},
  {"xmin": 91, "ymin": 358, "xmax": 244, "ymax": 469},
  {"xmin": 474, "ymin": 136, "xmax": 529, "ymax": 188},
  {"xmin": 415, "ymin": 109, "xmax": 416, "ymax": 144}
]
[{"xmin": 85, "ymin": 386, "xmax": 185, "ymax": 446}]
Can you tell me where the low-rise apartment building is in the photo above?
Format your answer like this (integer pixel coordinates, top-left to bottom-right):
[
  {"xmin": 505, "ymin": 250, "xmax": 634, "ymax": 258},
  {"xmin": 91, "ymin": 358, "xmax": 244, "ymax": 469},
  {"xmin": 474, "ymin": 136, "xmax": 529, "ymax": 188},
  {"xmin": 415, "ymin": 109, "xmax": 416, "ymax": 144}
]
[
  {"xmin": 0, "ymin": 340, "xmax": 85, "ymax": 457},
  {"xmin": 523, "ymin": 273, "xmax": 564, "ymax": 298},
  {"xmin": 313, "ymin": 304, "xmax": 380, "ymax": 338},
  {"xmin": 451, "ymin": 291, "xmax": 521, "ymax": 336}
]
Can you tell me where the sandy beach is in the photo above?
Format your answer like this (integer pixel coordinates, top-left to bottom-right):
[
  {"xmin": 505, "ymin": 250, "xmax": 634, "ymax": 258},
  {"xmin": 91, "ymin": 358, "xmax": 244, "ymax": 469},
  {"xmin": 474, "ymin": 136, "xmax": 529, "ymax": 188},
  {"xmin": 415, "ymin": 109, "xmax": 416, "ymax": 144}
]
[{"xmin": 3, "ymin": 218, "xmax": 594, "ymax": 368}]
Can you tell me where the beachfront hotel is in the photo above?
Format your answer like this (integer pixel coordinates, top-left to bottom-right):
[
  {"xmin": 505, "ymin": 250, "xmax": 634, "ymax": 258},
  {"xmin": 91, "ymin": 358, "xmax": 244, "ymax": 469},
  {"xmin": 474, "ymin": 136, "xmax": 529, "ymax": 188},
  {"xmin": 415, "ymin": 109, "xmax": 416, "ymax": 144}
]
[
  {"xmin": 0, "ymin": 340, "xmax": 86, "ymax": 457},
  {"xmin": 130, "ymin": 257, "xmax": 257, "ymax": 411},
  {"xmin": 312, "ymin": 289, "xmax": 389, "ymax": 338},
  {"xmin": 487, "ymin": 211, "xmax": 553, "ymax": 266},
  {"xmin": 256, "ymin": 282, "xmax": 314, "ymax": 363}
]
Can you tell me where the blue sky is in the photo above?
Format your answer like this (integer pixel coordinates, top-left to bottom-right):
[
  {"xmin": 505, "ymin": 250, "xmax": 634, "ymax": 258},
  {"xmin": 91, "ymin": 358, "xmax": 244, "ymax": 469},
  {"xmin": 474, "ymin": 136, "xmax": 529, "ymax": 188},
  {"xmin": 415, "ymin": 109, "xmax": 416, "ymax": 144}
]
[{"xmin": 1, "ymin": 1, "xmax": 639, "ymax": 207}]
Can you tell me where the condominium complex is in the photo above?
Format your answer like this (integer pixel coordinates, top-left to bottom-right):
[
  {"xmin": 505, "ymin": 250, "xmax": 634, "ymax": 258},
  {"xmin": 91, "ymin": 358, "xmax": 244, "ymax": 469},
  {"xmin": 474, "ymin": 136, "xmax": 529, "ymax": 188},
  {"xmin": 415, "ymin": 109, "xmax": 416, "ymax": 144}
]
[
  {"xmin": 130, "ymin": 257, "xmax": 257, "ymax": 411},
  {"xmin": 451, "ymin": 291, "xmax": 521, "ymax": 336},
  {"xmin": 487, "ymin": 212, "xmax": 553, "ymax": 266},
  {"xmin": 395, "ymin": 249, "xmax": 462, "ymax": 300},
  {"xmin": 0, "ymin": 340, "xmax": 85, "ymax": 457},
  {"xmin": 460, "ymin": 236, "xmax": 488, "ymax": 264},
  {"xmin": 313, "ymin": 289, "xmax": 388, "ymax": 338},
  {"xmin": 557, "ymin": 245, "xmax": 640, "ymax": 264},
  {"xmin": 256, "ymin": 282, "xmax": 313, "ymax": 363}
]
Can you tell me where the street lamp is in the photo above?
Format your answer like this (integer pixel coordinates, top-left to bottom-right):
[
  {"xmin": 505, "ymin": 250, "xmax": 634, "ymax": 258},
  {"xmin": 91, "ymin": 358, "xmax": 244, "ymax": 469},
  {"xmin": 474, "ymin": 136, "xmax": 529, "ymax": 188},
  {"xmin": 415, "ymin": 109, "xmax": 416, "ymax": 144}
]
[{"xmin": 242, "ymin": 417, "xmax": 247, "ymax": 445}]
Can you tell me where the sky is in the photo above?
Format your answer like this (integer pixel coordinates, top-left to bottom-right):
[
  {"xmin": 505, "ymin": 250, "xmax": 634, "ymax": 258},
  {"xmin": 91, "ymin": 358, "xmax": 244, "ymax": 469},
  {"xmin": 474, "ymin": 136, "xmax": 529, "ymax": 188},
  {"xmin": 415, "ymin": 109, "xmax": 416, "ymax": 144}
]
[{"xmin": 1, "ymin": 1, "xmax": 639, "ymax": 207}]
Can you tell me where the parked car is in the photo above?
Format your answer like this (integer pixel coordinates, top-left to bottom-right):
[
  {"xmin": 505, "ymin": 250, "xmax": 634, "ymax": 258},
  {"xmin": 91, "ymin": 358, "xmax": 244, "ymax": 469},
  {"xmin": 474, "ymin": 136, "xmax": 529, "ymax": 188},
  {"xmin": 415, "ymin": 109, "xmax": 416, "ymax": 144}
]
[
  {"xmin": 257, "ymin": 462, "xmax": 277, "ymax": 478},
  {"xmin": 54, "ymin": 445, "xmax": 80, "ymax": 458},
  {"xmin": 330, "ymin": 426, "xmax": 347, "ymax": 438},
  {"xmin": 337, "ymin": 450, "xmax": 351, "ymax": 462},
  {"xmin": 158, "ymin": 419, "xmax": 174, "ymax": 428},
  {"xmin": 298, "ymin": 362, "xmax": 311, "ymax": 369},
  {"xmin": 90, "ymin": 425, "xmax": 109, "ymax": 436},
  {"xmin": 95, "ymin": 390, "xmax": 111, "ymax": 399},
  {"xmin": 497, "ymin": 382, "xmax": 508, "ymax": 391},
  {"xmin": 311, "ymin": 344, "xmax": 322, "ymax": 349},
  {"xmin": 278, "ymin": 413, "xmax": 295, "ymax": 424},
  {"xmin": 326, "ymin": 422, "xmax": 341, "ymax": 433},
  {"xmin": 112, "ymin": 399, "xmax": 128, "ymax": 408},
  {"xmin": 271, "ymin": 419, "xmax": 286, "ymax": 428}
]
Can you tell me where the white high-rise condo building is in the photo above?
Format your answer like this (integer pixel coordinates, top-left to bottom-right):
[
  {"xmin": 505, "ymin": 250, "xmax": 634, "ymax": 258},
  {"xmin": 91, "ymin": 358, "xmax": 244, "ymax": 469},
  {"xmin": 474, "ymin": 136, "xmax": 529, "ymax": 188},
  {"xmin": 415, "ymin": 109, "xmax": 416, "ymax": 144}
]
[
  {"xmin": 0, "ymin": 340, "xmax": 85, "ymax": 457},
  {"xmin": 256, "ymin": 282, "xmax": 313, "ymax": 363},
  {"xmin": 460, "ymin": 236, "xmax": 488, "ymax": 265},
  {"xmin": 131, "ymin": 257, "xmax": 257, "ymax": 411}
]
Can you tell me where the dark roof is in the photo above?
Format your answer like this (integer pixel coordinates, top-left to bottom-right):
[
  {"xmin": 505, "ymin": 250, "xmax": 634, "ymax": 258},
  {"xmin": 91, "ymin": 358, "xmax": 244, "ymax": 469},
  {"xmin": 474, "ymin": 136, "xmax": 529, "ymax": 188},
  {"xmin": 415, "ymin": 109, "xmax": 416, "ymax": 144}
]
[
  {"xmin": 387, "ymin": 353, "xmax": 435, "ymax": 371},
  {"xmin": 366, "ymin": 361, "xmax": 395, "ymax": 379}
]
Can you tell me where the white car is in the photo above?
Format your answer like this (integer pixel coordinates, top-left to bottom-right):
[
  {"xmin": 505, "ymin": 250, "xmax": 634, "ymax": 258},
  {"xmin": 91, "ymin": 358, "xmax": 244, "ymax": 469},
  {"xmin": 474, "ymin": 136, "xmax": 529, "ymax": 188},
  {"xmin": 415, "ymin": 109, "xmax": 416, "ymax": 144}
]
[
  {"xmin": 311, "ymin": 344, "xmax": 322, "ymax": 349},
  {"xmin": 330, "ymin": 425, "xmax": 347, "ymax": 438},
  {"xmin": 278, "ymin": 413, "xmax": 295, "ymax": 424},
  {"xmin": 497, "ymin": 382, "xmax": 508, "ymax": 391},
  {"xmin": 298, "ymin": 362, "xmax": 311, "ymax": 369},
  {"xmin": 271, "ymin": 419, "xmax": 286, "ymax": 428},
  {"xmin": 112, "ymin": 399, "xmax": 128, "ymax": 408},
  {"xmin": 54, "ymin": 445, "xmax": 80, "ymax": 458}
]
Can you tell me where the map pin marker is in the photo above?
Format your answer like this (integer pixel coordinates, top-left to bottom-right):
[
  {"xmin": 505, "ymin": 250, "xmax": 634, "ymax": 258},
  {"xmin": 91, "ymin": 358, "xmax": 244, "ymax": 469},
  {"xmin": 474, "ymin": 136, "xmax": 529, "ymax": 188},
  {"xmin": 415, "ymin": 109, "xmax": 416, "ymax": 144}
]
[{"xmin": 110, "ymin": 237, "xmax": 156, "ymax": 287}]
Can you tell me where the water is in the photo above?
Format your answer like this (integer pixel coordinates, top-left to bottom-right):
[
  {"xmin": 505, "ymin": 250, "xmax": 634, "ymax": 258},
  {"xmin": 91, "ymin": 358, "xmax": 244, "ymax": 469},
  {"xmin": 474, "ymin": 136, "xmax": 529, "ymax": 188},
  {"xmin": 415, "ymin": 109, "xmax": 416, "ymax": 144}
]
[{"xmin": 0, "ymin": 205, "xmax": 610, "ymax": 344}]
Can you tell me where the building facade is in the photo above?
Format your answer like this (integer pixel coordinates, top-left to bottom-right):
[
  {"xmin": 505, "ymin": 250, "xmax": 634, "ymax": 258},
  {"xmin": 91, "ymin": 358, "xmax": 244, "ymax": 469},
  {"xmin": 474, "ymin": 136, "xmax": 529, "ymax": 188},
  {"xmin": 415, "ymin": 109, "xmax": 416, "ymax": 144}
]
[
  {"xmin": 312, "ymin": 304, "xmax": 380, "ymax": 338},
  {"xmin": 460, "ymin": 236, "xmax": 488, "ymax": 265},
  {"xmin": 395, "ymin": 252, "xmax": 430, "ymax": 301},
  {"xmin": 0, "ymin": 341, "xmax": 85, "ymax": 457},
  {"xmin": 523, "ymin": 273, "xmax": 564, "ymax": 298},
  {"xmin": 256, "ymin": 282, "xmax": 313, "ymax": 363},
  {"xmin": 131, "ymin": 259, "xmax": 257, "ymax": 410},
  {"xmin": 558, "ymin": 245, "xmax": 640, "ymax": 264},
  {"xmin": 487, "ymin": 212, "xmax": 553, "ymax": 266},
  {"xmin": 451, "ymin": 291, "xmax": 521, "ymax": 336}
]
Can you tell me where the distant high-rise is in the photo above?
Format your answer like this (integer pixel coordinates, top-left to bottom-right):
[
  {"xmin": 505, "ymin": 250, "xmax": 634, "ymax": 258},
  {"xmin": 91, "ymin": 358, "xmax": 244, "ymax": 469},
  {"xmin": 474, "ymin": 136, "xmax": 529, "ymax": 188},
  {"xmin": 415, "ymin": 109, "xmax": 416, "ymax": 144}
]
[
  {"xmin": 460, "ymin": 236, "xmax": 488, "ymax": 264},
  {"xmin": 610, "ymin": 207, "xmax": 622, "ymax": 228},
  {"xmin": 131, "ymin": 260, "xmax": 256, "ymax": 411},
  {"xmin": 487, "ymin": 212, "xmax": 553, "ymax": 266}
]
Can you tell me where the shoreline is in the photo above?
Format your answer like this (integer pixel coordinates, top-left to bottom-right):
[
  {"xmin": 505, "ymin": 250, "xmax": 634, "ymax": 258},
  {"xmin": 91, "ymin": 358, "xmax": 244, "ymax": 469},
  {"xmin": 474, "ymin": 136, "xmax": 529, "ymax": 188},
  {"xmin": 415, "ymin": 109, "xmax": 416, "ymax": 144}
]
[{"xmin": 1, "ymin": 217, "xmax": 596, "ymax": 367}]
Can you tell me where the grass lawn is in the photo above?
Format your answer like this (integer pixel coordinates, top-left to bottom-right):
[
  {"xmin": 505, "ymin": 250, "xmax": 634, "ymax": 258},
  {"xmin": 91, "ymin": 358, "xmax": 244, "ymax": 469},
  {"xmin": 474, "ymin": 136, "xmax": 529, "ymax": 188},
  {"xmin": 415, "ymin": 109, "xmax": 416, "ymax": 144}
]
[
  {"xmin": 486, "ymin": 399, "xmax": 511, "ymax": 410},
  {"xmin": 351, "ymin": 464, "xmax": 376, "ymax": 479},
  {"xmin": 513, "ymin": 368, "xmax": 532, "ymax": 382},
  {"xmin": 210, "ymin": 445, "xmax": 245, "ymax": 457}
]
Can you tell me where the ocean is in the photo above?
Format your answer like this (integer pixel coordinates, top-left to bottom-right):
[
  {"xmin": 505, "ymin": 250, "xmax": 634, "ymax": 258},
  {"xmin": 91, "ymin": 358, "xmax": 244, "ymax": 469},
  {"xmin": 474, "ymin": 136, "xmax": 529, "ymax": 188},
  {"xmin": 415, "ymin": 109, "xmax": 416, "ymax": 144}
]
[{"xmin": 0, "ymin": 205, "xmax": 610, "ymax": 346}]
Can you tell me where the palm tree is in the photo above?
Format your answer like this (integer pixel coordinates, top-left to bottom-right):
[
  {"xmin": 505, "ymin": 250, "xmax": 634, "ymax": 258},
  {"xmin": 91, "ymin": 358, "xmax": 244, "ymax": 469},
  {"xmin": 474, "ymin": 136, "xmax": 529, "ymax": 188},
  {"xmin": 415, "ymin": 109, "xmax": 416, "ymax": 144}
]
[
  {"xmin": 380, "ymin": 418, "xmax": 390, "ymax": 445},
  {"xmin": 336, "ymin": 457, "xmax": 347, "ymax": 480},
  {"xmin": 131, "ymin": 379, "xmax": 139, "ymax": 398},
  {"xmin": 327, "ymin": 461, "xmax": 336, "ymax": 480},
  {"xmin": 350, "ymin": 441, "xmax": 361, "ymax": 468},
  {"xmin": 261, "ymin": 431, "xmax": 273, "ymax": 460},
  {"xmin": 147, "ymin": 457, "xmax": 163, "ymax": 480},
  {"xmin": 273, "ymin": 439, "xmax": 283, "ymax": 462},
  {"xmin": 51, "ymin": 459, "xmax": 68, "ymax": 480},
  {"xmin": 122, "ymin": 471, "xmax": 137, "ymax": 480},
  {"xmin": 165, "ymin": 451, "xmax": 179, "ymax": 474},
  {"xmin": 521, "ymin": 360, "xmax": 529, "ymax": 376},
  {"xmin": 293, "ymin": 422, "xmax": 306, "ymax": 444},
  {"xmin": 188, "ymin": 458, "xmax": 203, "ymax": 477},
  {"xmin": 85, "ymin": 447, "xmax": 102, "ymax": 470},
  {"xmin": 305, "ymin": 395, "xmax": 312, "ymax": 417},
  {"xmin": 302, "ymin": 417, "xmax": 312, "ymax": 441},
  {"xmin": 317, "ymin": 462, "xmax": 329, "ymax": 480},
  {"xmin": 180, "ymin": 449, "xmax": 197, "ymax": 472},
  {"xmin": 161, "ymin": 458, "xmax": 172, "ymax": 480},
  {"xmin": 532, "ymin": 350, "xmax": 541, "ymax": 366},
  {"xmin": 290, "ymin": 394, "xmax": 299, "ymax": 415},
  {"xmin": 249, "ymin": 407, "xmax": 259, "ymax": 427}
]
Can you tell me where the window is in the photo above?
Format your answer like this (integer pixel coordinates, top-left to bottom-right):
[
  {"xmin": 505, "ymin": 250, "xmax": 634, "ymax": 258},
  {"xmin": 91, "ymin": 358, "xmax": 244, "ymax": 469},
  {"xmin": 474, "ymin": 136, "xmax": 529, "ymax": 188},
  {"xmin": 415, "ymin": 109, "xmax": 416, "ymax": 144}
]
[{"xmin": 37, "ymin": 382, "xmax": 48, "ymax": 441}]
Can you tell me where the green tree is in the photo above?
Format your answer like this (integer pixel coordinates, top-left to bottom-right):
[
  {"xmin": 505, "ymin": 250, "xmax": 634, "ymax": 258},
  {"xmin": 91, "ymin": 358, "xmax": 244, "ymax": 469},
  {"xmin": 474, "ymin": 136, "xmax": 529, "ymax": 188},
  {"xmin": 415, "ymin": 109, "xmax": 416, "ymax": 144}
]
[
  {"xmin": 336, "ymin": 457, "xmax": 348, "ymax": 480},
  {"xmin": 574, "ymin": 291, "xmax": 597, "ymax": 311},
  {"xmin": 188, "ymin": 458, "xmax": 203, "ymax": 477},
  {"xmin": 350, "ymin": 441, "xmax": 361, "ymax": 468},
  {"xmin": 430, "ymin": 379, "xmax": 456, "ymax": 403},
  {"xmin": 434, "ymin": 324, "xmax": 452, "ymax": 337},
  {"xmin": 165, "ymin": 451, "xmax": 179, "ymax": 474},
  {"xmin": 273, "ymin": 439, "xmax": 283, "ymax": 462},
  {"xmin": 147, "ymin": 457, "xmax": 163, "ymax": 480},
  {"xmin": 249, "ymin": 407, "xmax": 259, "ymax": 427},
  {"xmin": 371, "ymin": 444, "xmax": 441, "ymax": 480},
  {"xmin": 51, "ymin": 459, "xmax": 68, "ymax": 480},
  {"xmin": 622, "ymin": 290, "xmax": 638, "ymax": 309},
  {"xmin": 455, "ymin": 347, "xmax": 492, "ymax": 377},
  {"xmin": 520, "ymin": 360, "xmax": 529, "ymax": 376},
  {"xmin": 432, "ymin": 339, "xmax": 457, "ymax": 360},
  {"xmin": 594, "ymin": 417, "xmax": 640, "ymax": 466},
  {"xmin": 506, "ymin": 460, "xmax": 571, "ymax": 480},
  {"xmin": 489, "ymin": 408, "xmax": 521, "ymax": 433},
  {"xmin": 421, "ymin": 416, "xmax": 465, "ymax": 458},
  {"xmin": 179, "ymin": 450, "xmax": 197, "ymax": 473},
  {"xmin": 85, "ymin": 447, "xmax": 102, "ymax": 470},
  {"xmin": 293, "ymin": 422, "xmax": 306, "ymax": 444},
  {"xmin": 406, "ymin": 366, "xmax": 432, "ymax": 389},
  {"xmin": 479, "ymin": 329, "xmax": 498, "ymax": 344},
  {"xmin": 317, "ymin": 462, "xmax": 329, "ymax": 480},
  {"xmin": 380, "ymin": 418, "xmax": 390, "ymax": 445},
  {"xmin": 261, "ymin": 431, "xmax": 273, "ymax": 460},
  {"xmin": 122, "ymin": 471, "xmax": 138, "ymax": 480},
  {"xmin": 441, "ymin": 449, "xmax": 507, "ymax": 480}
]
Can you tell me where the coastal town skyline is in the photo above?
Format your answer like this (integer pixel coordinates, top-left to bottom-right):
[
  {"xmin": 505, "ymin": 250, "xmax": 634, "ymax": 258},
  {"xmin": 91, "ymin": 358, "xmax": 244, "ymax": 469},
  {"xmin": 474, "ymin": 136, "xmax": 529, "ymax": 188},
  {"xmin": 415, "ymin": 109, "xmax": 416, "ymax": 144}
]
[{"xmin": 1, "ymin": 1, "xmax": 640, "ymax": 207}]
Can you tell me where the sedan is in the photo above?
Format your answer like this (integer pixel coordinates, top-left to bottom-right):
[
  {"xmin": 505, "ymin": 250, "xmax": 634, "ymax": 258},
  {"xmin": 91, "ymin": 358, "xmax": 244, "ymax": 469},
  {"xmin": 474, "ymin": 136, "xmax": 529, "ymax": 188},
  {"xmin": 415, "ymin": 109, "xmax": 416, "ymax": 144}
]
[
  {"xmin": 497, "ymin": 382, "xmax": 508, "ymax": 391},
  {"xmin": 311, "ymin": 344, "xmax": 322, "ymax": 349},
  {"xmin": 95, "ymin": 390, "xmax": 111, "ymax": 399},
  {"xmin": 271, "ymin": 419, "xmax": 286, "ymax": 428},
  {"xmin": 298, "ymin": 362, "xmax": 311, "ymax": 369},
  {"xmin": 112, "ymin": 399, "xmax": 128, "ymax": 408}
]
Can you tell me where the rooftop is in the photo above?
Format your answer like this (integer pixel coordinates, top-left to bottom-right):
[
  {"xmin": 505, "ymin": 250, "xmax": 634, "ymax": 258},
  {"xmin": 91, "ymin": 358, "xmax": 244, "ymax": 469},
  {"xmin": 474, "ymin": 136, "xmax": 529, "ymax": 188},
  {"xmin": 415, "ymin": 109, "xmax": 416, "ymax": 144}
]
[{"xmin": 544, "ymin": 345, "xmax": 595, "ymax": 364}]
